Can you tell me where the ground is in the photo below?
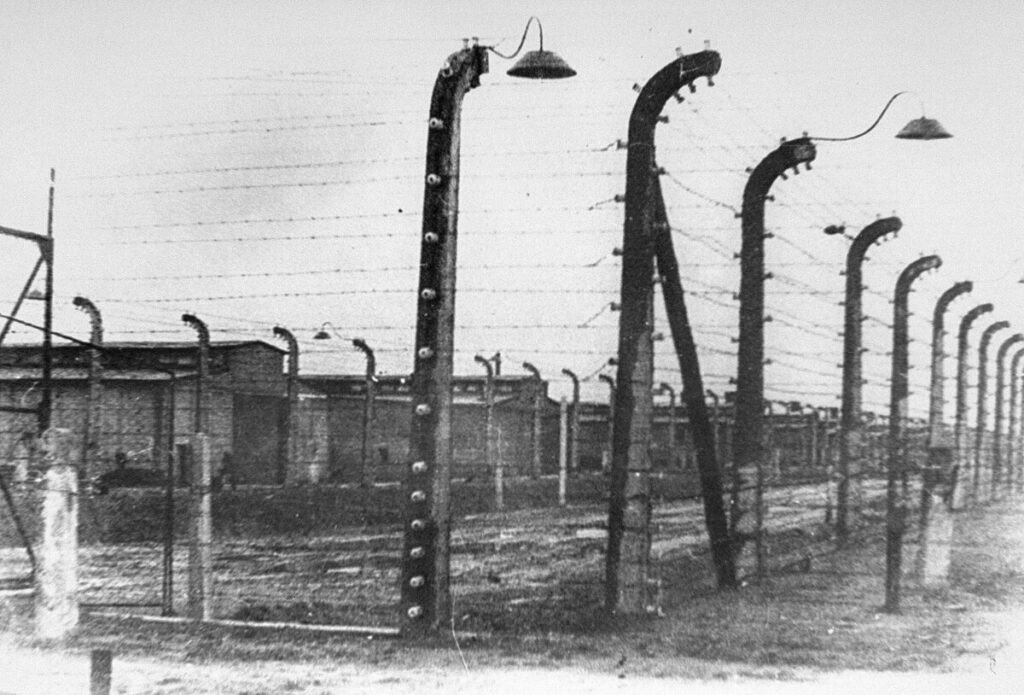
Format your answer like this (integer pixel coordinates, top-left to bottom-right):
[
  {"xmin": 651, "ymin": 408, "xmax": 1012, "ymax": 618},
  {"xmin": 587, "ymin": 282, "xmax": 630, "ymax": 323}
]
[{"xmin": 3, "ymin": 495, "xmax": 1024, "ymax": 694}]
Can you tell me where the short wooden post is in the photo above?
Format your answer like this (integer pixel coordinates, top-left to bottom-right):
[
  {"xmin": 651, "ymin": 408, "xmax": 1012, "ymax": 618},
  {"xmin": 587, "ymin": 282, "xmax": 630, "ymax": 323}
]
[
  {"xmin": 187, "ymin": 433, "xmax": 212, "ymax": 620},
  {"xmin": 35, "ymin": 428, "xmax": 78, "ymax": 639},
  {"xmin": 558, "ymin": 397, "xmax": 568, "ymax": 506},
  {"xmin": 90, "ymin": 649, "xmax": 112, "ymax": 695}
]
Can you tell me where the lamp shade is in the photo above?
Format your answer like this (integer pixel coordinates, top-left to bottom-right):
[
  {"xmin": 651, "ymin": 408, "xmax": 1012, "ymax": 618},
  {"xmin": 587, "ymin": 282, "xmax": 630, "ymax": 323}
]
[
  {"xmin": 895, "ymin": 117, "xmax": 952, "ymax": 140},
  {"xmin": 506, "ymin": 49, "xmax": 576, "ymax": 79}
]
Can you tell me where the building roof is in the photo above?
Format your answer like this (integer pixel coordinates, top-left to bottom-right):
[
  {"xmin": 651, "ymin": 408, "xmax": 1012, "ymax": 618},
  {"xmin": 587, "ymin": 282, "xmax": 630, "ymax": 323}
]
[
  {"xmin": 0, "ymin": 367, "xmax": 188, "ymax": 381},
  {"xmin": 0, "ymin": 339, "xmax": 286, "ymax": 353}
]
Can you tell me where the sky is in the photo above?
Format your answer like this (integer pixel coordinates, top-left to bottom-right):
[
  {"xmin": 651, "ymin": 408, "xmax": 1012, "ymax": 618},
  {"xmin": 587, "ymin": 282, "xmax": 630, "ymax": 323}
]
[{"xmin": 2, "ymin": 0, "xmax": 1023, "ymax": 417}]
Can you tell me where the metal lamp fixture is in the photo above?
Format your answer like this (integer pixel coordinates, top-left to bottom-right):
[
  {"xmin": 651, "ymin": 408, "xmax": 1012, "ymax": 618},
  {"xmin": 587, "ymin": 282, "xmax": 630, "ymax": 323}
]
[
  {"xmin": 812, "ymin": 91, "xmax": 952, "ymax": 142},
  {"xmin": 312, "ymin": 322, "xmax": 334, "ymax": 340},
  {"xmin": 491, "ymin": 16, "xmax": 576, "ymax": 79}
]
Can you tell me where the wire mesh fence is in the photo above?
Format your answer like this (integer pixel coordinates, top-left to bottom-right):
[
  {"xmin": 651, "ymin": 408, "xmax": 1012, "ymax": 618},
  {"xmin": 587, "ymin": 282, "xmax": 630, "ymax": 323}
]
[{"xmin": 0, "ymin": 406, "xmax": 1017, "ymax": 632}]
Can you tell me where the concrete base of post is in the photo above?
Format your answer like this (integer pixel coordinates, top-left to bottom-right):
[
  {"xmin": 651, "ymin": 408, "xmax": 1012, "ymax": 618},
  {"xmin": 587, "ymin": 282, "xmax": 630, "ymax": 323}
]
[
  {"xmin": 917, "ymin": 491, "xmax": 954, "ymax": 588},
  {"xmin": 35, "ymin": 428, "xmax": 79, "ymax": 640},
  {"xmin": 916, "ymin": 447, "xmax": 956, "ymax": 587}
]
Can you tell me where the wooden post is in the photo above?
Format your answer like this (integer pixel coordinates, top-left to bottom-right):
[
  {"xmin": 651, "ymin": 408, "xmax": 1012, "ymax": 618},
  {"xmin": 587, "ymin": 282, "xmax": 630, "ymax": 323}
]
[
  {"xmin": 558, "ymin": 397, "xmax": 568, "ymax": 506},
  {"xmin": 90, "ymin": 649, "xmax": 112, "ymax": 695},
  {"xmin": 187, "ymin": 433, "xmax": 212, "ymax": 620},
  {"xmin": 35, "ymin": 428, "xmax": 78, "ymax": 639}
]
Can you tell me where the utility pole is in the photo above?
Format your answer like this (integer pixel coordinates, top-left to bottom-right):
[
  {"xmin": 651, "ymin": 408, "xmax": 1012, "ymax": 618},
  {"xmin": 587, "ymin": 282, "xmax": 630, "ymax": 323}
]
[
  {"xmin": 561, "ymin": 368, "xmax": 581, "ymax": 474},
  {"xmin": 884, "ymin": 255, "xmax": 941, "ymax": 614},
  {"xmin": 353, "ymin": 338, "xmax": 377, "ymax": 487},
  {"xmin": 40, "ymin": 170, "xmax": 55, "ymax": 434},
  {"xmin": 993, "ymin": 333, "xmax": 1023, "ymax": 497},
  {"xmin": 974, "ymin": 320, "xmax": 1008, "ymax": 503},
  {"xmin": 952, "ymin": 304, "xmax": 992, "ymax": 509},
  {"xmin": 522, "ymin": 361, "xmax": 543, "ymax": 479},
  {"xmin": 72, "ymin": 296, "xmax": 103, "ymax": 481},
  {"xmin": 734, "ymin": 137, "xmax": 817, "ymax": 540}
]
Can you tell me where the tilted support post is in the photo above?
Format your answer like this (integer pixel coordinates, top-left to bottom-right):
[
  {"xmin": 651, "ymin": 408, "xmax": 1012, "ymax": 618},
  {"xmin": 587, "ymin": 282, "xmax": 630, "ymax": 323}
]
[{"xmin": 606, "ymin": 48, "xmax": 726, "ymax": 614}]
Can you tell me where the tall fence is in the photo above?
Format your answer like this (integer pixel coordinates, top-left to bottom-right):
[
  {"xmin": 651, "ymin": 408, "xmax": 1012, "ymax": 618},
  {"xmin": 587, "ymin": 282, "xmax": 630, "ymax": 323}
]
[{"xmin": 3, "ymin": 398, "xmax": 1014, "ymax": 635}]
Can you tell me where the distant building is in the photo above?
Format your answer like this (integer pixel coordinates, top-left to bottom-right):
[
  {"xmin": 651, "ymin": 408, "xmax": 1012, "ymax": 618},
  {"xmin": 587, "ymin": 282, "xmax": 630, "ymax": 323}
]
[
  {"xmin": 0, "ymin": 342, "xmax": 565, "ymax": 485},
  {"xmin": 0, "ymin": 340, "xmax": 286, "ymax": 483}
]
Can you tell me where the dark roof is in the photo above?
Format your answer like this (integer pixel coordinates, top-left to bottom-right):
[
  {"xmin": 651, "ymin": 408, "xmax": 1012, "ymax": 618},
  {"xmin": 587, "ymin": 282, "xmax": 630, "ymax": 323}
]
[{"xmin": 0, "ymin": 339, "xmax": 286, "ymax": 354}]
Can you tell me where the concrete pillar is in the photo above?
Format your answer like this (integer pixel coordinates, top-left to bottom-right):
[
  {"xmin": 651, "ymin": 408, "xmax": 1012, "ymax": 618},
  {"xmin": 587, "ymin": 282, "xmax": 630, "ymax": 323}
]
[
  {"xmin": 35, "ymin": 428, "xmax": 78, "ymax": 640},
  {"xmin": 187, "ymin": 433, "xmax": 212, "ymax": 620}
]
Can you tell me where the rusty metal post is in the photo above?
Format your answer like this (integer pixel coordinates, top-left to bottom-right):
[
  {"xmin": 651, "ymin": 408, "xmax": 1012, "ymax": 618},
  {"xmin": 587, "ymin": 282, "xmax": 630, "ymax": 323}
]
[
  {"xmin": 522, "ymin": 361, "xmax": 543, "ymax": 479},
  {"xmin": 974, "ymin": 320, "xmax": 1009, "ymax": 503},
  {"xmin": 353, "ymin": 338, "xmax": 377, "ymax": 486},
  {"xmin": 993, "ymin": 332, "xmax": 1023, "ymax": 497},
  {"xmin": 73, "ymin": 296, "xmax": 103, "ymax": 481},
  {"xmin": 734, "ymin": 137, "xmax": 817, "ymax": 541},
  {"xmin": 884, "ymin": 254, "xmax": 941, "ymax": 613},
  {"xmin": 272, "ymin": 326, "xmax": 299, "ymax": 485},
  {"xmin": 952, "ymin": 304, "xmax": 992, "ymax": 509},
  {"xmin": 561, "ymin": 368, "xmax": 581, "ymax": 474},
  {"xmin": 837, "ymin": 217, "xmax": 902, "ymax": 542}
]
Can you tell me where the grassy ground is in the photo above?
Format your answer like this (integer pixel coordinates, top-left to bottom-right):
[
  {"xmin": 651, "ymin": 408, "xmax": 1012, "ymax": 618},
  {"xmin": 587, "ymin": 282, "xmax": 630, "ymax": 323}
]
[{"xmin": 3, "ymin": 494, "xmax": 1024, "ymax": 693}]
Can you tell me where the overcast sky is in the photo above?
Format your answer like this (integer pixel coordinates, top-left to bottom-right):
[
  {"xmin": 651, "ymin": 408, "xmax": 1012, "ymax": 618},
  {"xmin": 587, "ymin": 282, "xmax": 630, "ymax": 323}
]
[{"xmin": 2, "ymin": 0, "xmax": 1023, "ymax": 415}]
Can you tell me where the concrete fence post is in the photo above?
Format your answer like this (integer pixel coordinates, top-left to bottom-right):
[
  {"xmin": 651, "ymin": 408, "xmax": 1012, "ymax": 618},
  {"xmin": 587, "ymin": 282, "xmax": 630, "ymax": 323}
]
[
  {"xmin": 187, "ymin": 432, "xmax": 212, "ymax": 620},
  {"xmin": 558, "ymin": 396, "xmax": 568, "ymax": 506},
  {"xmin": 35, "ymin": 428, "xmax": 78, "ymax": 640}
]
